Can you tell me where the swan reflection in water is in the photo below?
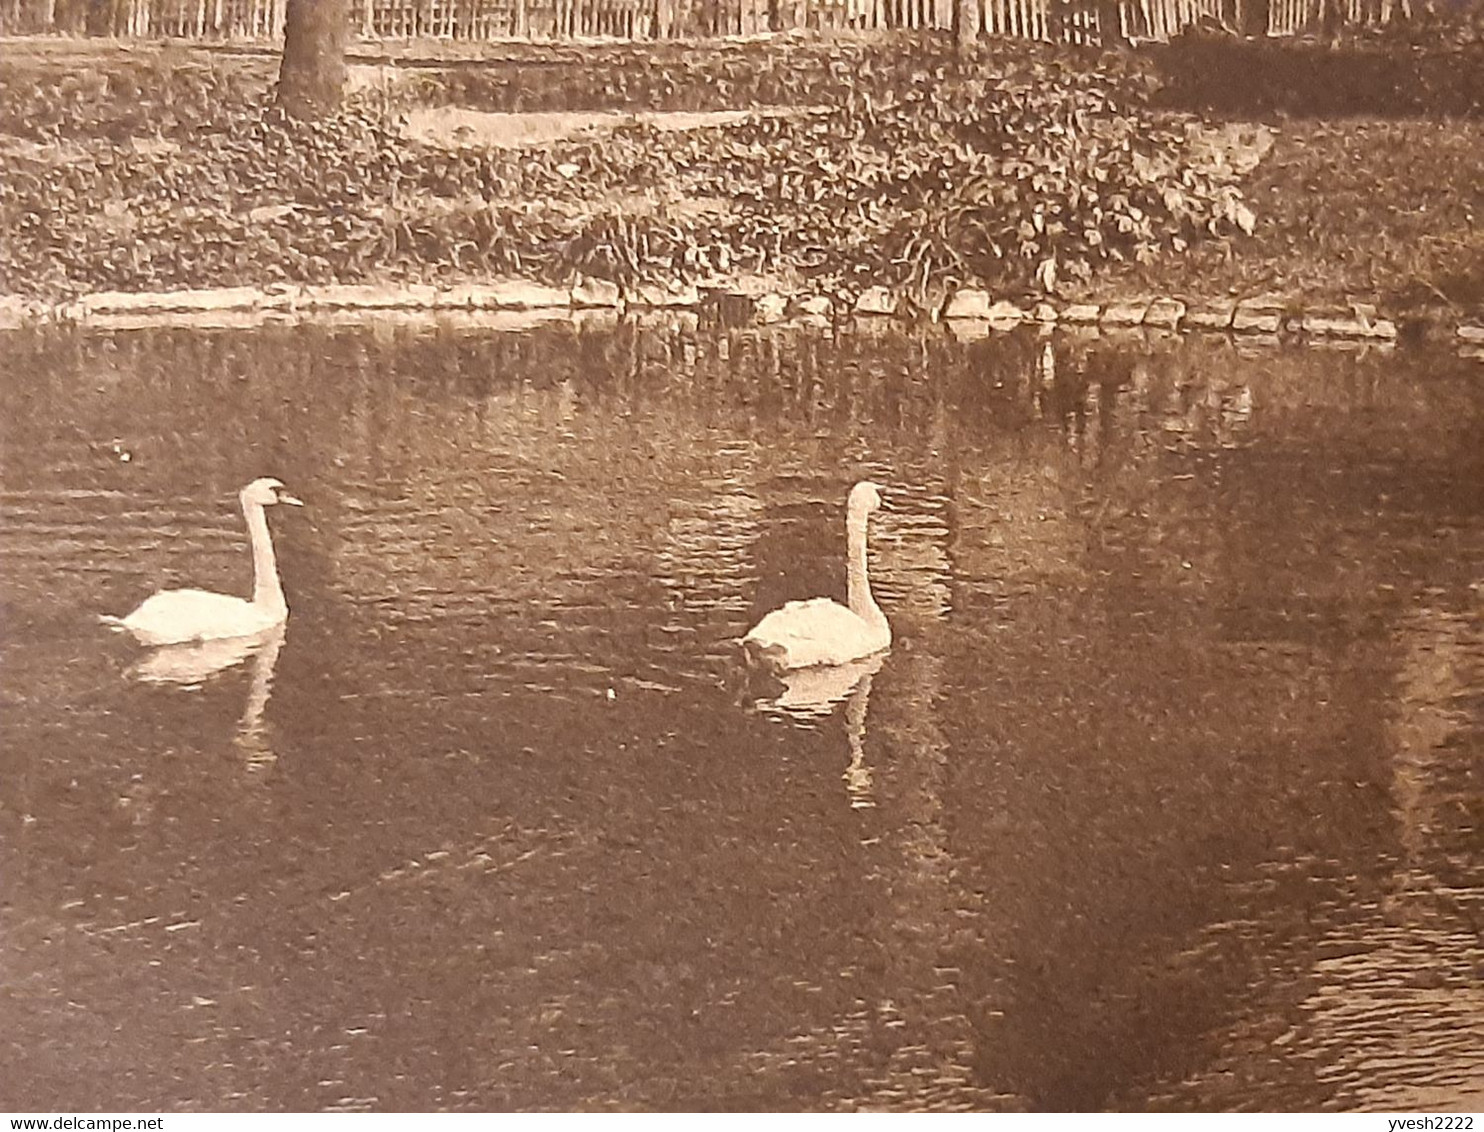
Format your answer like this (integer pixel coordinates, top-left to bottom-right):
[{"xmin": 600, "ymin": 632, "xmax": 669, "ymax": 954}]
[
  {"xmin": 755, "ymin": 651, "xmax": 885, "ymax": 809},
  {"xmin": 127, "ymin": 624, "xmax": 285, "ymax": 770}
]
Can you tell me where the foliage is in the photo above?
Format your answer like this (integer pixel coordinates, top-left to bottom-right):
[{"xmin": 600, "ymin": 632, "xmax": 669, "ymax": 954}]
[
  {"xmin": 1126, "ymin": 117, "xmax": 1484, "ymax": 310},
  {"xmin": 649, "ymin": 58, "xmax": 1256, "ymax": 298},
  {"xmin": 1158, "ymin": 28, "xmax": 1484, "ymax": 118},
  {"xmin": 385, "ymin": 34, "xmax": 1160, "ymax": 115},
  {"xmin": 0, "ymin": 39, "xmax": 1253, "ymax": 302},
  {"xmin": 0, "ymin": 58, "xmax": 270, "ymax": 143}
]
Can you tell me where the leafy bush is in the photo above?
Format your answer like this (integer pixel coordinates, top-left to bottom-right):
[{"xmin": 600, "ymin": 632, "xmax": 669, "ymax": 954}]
[
  {"xmin": 1157, "ymin": 30, "xmax": 1484, "ymax": 118},
  {"xmin": 0, "ymin": 38, "xmax": 1254, "ymax": 301},
  {"xmin": 388, "ymin": 34, "xmax": 1158, "ymax": 115},
  {"xmin": 0, "ymin": 57, "xmax": 271, "ymax": 142}
]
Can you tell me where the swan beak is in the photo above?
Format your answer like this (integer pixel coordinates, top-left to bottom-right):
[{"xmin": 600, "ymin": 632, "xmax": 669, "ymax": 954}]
[{"xmin": 279, "ymin": 493, "xmax": 305, "ymax": 507}]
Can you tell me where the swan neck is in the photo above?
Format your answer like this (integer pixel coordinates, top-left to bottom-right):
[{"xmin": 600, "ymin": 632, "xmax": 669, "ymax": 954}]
[
  {"xmin": 846, "ymin": 509, "xmax": 882, "ymax": 624},
  {"xmin": 244, "ymin": 499, "xmax": 286, "ymax": 617}
]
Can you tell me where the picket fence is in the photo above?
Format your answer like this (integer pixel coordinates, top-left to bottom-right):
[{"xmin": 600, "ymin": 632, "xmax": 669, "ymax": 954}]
[{"xmin": 0, "ymin": 0, "xmax": 1405, "ymax": 41}]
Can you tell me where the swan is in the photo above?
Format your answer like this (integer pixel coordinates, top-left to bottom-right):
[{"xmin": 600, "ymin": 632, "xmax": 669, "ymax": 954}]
[
  {"xmin": 104, "ymin": 477, "xmax": 302, "ymax": 646},
  {"xmin": 742, "ymin": 481, "xmax": 891, "ymax": 674}
]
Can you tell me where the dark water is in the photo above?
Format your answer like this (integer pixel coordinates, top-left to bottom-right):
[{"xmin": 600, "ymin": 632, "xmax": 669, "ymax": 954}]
[{"xmin": 2, "ymin": 314, "xmax": 1481, "ymax": 1112}]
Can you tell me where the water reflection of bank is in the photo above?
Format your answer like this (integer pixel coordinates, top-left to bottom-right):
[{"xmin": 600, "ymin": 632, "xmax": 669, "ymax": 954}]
[
  {"xmin": 1, "ymin": 319, "xmax": 1481, "ymax": 1110},
  {"xmin": 1117, "ymin": 602, "xmax": 1484, "ymax": 1112},
  {"xmin": 941, "ymin": 335, "xmax": 1483, "ymax": 1109}
]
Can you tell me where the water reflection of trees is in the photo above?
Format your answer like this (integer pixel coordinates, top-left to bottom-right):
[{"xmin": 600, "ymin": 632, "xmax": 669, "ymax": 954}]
[
  {"xmin": 1121, "ymin": 601, "xmax": 1484, "ymax": 1112},
  {"xmin": 3, "ymin": 319, "xmax": 1481, "ymax": 1110},
  {"xmin": 939, "ymin": 335, "xmax": 1483, "ymax": 1109}
]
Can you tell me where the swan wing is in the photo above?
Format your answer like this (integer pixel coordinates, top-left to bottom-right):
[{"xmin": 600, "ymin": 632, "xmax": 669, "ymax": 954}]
[
  {"xmin": 120, "ymin": 589, "xmax": 276, "ymax": 646},
  {"xmin": 743, "ymin": 598, "xmax": 886, "ymax": 671}
]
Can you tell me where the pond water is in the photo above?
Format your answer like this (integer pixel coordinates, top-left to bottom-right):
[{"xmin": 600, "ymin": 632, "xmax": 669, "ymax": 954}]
[{"xmin": 2, "ymin": 315, "xmax": 1482, "ymax": 1113}]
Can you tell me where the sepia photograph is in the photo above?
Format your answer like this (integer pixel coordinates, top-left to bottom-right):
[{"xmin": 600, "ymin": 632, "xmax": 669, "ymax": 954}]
[{"xmin": 1, "ymin": 0, "xmax": 1481, "ymax": 1115}]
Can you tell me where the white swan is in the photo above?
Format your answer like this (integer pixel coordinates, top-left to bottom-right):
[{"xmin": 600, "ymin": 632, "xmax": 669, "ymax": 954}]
[
  {"xmin": 742, "ymin": 481, "xmax": 891, "ymax": 673},
  {"xmin": 105, "ymin": 477, "xmax": 302, "ymax": 646}
]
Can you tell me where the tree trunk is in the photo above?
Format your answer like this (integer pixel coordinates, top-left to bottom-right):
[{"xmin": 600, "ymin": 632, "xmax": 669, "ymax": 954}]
[
  {"xmin": 85, "ymin": 0, "xmax": 116, "ymax": 34},
  {"xmin": 1239, "ymin": 0, "xmax": 1269, "ymax": 34},
  {"xmin": 1097, "ymin": 0, "xmax": 1127, "ymax": 43},
  {"xmin": 55, "ymin": 0, "xmax": 87, "ymax": 31},
  {"xmin": 952, "ymin": 0, "xmax": 978, "ymax": 53},
  {"xmin": 1320, "ymin": 0, "xmax": 1344, "ymax": 38},
  {"xmin": 276, "ymin": 0, "xmax": 349, "ymax": 120}
]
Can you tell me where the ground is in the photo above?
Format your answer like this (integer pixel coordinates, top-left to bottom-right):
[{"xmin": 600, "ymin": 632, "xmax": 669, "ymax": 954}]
[
  {"xmin": 0, "ymin": 32, "xmax": 1481, "ymax": 324},
  {"xmin": 1099, "ymin": 117, "xmax": 1484, "ymax": 316}
]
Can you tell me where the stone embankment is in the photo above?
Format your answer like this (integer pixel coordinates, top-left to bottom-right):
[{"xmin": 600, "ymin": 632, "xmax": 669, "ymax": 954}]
[{"xmin": 2, "ymin": 279, "xmax": 1482, "ymax": 359}]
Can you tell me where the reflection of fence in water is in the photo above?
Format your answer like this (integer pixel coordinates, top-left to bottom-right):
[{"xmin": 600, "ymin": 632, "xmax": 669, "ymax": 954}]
[{"xmin": 0, "ymin": 0, "xmax": 1409, "ymax": 38}]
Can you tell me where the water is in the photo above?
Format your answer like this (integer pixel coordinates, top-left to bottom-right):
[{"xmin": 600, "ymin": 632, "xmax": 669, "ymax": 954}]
[{"xmin": 2, "ymin": 314, "xmax": 1481, "ymax": 1112}]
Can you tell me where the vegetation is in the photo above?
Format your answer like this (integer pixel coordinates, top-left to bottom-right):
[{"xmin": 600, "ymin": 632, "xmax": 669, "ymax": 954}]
[
  {"xmin": 1108, "ymin": 116, "xmax": 1484, "ymax": 311},
  {"xmin": 0, "ymin": 40, "xmax": 1241, "ymax": 300},
  {"xmin": 1158, "ymin": 26, "xmax": 1484, "ymax": 118},
  {"xmin": 0, "ymin": 33, "xmax": 1481, "ymax": 315}
]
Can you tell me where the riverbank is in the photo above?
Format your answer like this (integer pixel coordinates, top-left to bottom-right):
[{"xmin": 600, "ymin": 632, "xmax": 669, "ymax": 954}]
[
  {"xmin": 1, "ymin": 33, "xmax": 1481, "ymax": 332},
  {"xmin": 5, "ymin": 280, "xmax": 1483, "ymax": 366}
]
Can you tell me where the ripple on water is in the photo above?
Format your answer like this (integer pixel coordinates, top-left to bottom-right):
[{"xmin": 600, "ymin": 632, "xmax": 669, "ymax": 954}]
[{"xmin": 1, "ymin": 322, "xmax": 1481, "ymax": 1111}]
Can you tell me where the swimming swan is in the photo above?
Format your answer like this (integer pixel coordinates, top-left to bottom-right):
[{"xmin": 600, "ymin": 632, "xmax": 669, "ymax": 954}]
[
  {"xmin": 742, "ymin": 481, "xmax": 891, "ymax": 673},
  {"xmin": 105, "ymin": 477, "xmax": 302, "ymax": 646}
]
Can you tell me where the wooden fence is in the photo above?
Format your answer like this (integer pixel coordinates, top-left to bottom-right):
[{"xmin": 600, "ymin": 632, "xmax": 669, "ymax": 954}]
[
  {"xmin": 0, "ymin": 0, "xmax": 1406, "ymax": 40},
  {"xmin": 1262, "ymin": 0, "xmax": 1409, "ymax": 34}
]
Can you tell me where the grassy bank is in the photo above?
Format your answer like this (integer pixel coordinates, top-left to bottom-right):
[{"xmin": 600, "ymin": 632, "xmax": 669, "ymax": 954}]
[
  {"xmin": 1, "ymin": 34, "xmax": 1480, "ymax": 322},
  {"xmin": 1073, "ymin": 117, "xmax": 1484, "ymax": 316}
]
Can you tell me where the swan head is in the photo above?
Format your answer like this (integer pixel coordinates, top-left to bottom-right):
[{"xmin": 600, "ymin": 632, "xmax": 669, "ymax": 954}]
[
  {"xmin": 847, "ymin": 481, "xmax": 884, "ymax": 518},
  {"xmin": 241, "ymin": 477, "xmax": 303, "ymax": 508}
]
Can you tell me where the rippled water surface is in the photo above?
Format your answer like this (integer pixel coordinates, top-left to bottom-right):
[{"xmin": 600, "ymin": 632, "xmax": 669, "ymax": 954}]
[{"xmin": 2, "ymin": 315, "xmax": 1481, "ymax": 1112}]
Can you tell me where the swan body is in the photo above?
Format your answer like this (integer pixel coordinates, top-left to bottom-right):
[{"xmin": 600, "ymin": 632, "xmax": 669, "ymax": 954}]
[
  {"xmin": 743, "ymin": 481, "xmax": 891, "ymax": 674},
  {"xmin": 116, "ymin": 593, "xmax": 282, "ymax": 649},
  {"xmin": 744, "ymin": 598, "xmax": 889, "ymax": 671},
  {"xmin": 108, "ymin": 477, "xmax": 302, "ymax": 647}
]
